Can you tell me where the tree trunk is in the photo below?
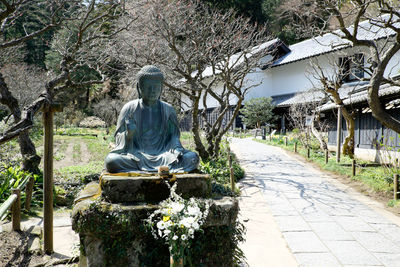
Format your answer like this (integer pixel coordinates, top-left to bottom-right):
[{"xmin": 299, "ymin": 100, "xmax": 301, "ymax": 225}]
[
  {"xmin": 341, "ymin": 108, "xmax": 355, "ymax": 158},
  {"xmin": 19, "ymin": 131, "xmax": 41, "ymax": 174},
  {"xmin": 191, "ymin": 97, "xmax": 209, "ymax": 160},
  {"xmin": 0, "ymin": 72, "xmax": 41, "ymax": 173},
  {"xmin": 326, "ymin": 89, "xmax": 355, "ymax": 158},
  {"xmin": 207, "ymin": 98, "xmax": 244, "ymax": 159},
  {"xmin": 368, "ymin": 57, "xmax": 400, "ymax": 134},
  {"xmin": 311, "ymin": 118, "xmax": 327, "ymax": 151}
]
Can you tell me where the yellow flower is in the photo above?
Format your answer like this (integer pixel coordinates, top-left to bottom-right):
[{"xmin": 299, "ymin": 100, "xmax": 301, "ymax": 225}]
[{"xmin": 163, "ymin": 216, "xmax": 170, "ymax": 222}]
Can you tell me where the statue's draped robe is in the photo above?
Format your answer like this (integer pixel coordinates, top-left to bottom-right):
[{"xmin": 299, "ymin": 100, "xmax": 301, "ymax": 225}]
[{"xmin": 105, "ymin": 99, "xmax": 198, "ymax": 173}]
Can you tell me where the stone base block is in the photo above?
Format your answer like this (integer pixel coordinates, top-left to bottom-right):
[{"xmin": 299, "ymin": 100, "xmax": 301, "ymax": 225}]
[
  {"xmin": 100, "ymin": 173, "xmax": 211, "ymax": 203},
  {"xmin": 72, "ymin": 185, "xmax": 239, "ymax": 267}
]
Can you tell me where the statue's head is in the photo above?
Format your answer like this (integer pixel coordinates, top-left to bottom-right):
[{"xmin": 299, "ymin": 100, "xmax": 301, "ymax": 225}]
[{"xmin": 136, "ymin": 65, "xmax": 164, "ymax": 104}]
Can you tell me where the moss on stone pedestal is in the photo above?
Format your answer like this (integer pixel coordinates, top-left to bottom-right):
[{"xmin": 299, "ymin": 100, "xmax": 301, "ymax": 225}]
[{"xmin": 72, "ymin": 180, "xmax": 241, "ymax": 266}]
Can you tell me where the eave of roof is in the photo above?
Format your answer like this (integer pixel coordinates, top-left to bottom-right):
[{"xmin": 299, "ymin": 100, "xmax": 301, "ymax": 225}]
[
  {"xmin": 274, "ymin": 89, "xmax": 327, "ymax": 108},
  {"xmin": 318, "ymin": 83, "xmax": 400, "ymax": 112},
  {"xmin": 268, "ymin": 14, "xmax": 397, "ymax": 69},
  {"xmin": 195, "ymin": 38, "xmax": 282, "ymax": 79}
]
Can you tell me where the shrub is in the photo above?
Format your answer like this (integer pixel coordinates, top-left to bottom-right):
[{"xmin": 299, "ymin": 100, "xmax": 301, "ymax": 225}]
[
  {"xmin": 0, "ymin": 164, "xmax": 29, "ymax": 200},
  {"xmin": 200, "ymin": 141, "xmax": 245, "ymax": 196},
  {"xmin": 79, "ymin": 116, "xmax": 107, "ymax": 128}
]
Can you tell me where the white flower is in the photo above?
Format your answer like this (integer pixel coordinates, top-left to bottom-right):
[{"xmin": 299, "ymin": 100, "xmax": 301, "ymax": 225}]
[
  {"xmin": 157, "ymin": 221, "xmax": 165, "ymax": 230},
  {"xmin": 147, "ymin": 186, "xmax": 210, "ymax": 246},
  {"xmin": 179, "ymin": 217, "xmax": 195, "ymax": 228},
  {"xmin": 165, "ymin": 220, "xmax": 173, "ymax": 227},
  {"xmin": 170, "ymin": 202, "xmax": 185, "ymax": 214},
  {"xmin": 192, "ymin": 221, "xmax": 200, "ymax": 230},
  {"xmin": 187, "ymin": 206, "xmax": 201, "ymax": 216},
  {"xmin": 163, "ymin": 229, "xmax": 171, "ymax": 237}
]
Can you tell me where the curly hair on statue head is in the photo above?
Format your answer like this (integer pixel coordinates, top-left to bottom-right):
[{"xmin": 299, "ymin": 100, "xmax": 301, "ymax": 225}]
[{"xmin": 136, "ymin": 65, "xmax": 164, "ymax": 88}]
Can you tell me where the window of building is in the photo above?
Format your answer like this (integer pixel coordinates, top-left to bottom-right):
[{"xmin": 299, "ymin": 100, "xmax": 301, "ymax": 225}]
[{"xmin": 339, "ymin": 53, "xmax": 364, "ymax": 82}]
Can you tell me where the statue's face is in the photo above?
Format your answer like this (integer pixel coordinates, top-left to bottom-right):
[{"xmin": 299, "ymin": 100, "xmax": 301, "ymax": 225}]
[{"xmin": 140, "ymin": 79, "xmax": 162, "ymax": 104}]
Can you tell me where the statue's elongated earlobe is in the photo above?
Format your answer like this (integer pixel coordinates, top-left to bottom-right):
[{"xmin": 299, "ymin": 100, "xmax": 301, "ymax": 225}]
[
  {"xmin": 158, "ymin": 84, "xmax": 163, "ymax": 100},
  {"xmin": 137, "ymin": 82, "xmax": 142, "ymax": 98}
]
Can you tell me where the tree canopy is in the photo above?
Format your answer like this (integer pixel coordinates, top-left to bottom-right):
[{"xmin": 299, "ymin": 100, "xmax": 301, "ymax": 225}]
[
  {"xmin": 114, "ymin": 0, "xmax": 273, "ymax": 159},
  {"xmin": 240, "ymin": 97, "xmax": 276, "ymax": 128},
  {"xmin": 204, "ymin": 0, "xmax": 329, "ymax": 44}
]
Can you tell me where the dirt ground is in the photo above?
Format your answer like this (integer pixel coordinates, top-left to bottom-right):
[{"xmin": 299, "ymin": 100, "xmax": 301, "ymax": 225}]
[
  {"xmin": 53, "ymin": 140, "xmax": 91, "ymax": 170},
  {"xmin": 0, "ymin": 231, "xmax": 39, "ymax": 267}
]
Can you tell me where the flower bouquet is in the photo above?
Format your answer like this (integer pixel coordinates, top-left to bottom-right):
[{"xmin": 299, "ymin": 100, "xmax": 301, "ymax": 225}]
[{"xmin": 146, "ymin": 184, "xmax": 210, "ymax": 266}]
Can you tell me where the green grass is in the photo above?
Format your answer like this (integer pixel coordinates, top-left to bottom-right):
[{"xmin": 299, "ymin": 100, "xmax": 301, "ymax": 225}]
[
  {"xmin": 86, "ymin": 137, "xmax": 110, "ymax": 161},
  {"xmin": 180, "ymin": 131, "xmax": 196, "ymax": 151},
  {"xmin": 53, "ymin": 139, "xmax": 68, "ymax": 161},
  {"xmin": 73, "ymin": 143, "xmax": 81, "ymax": 162},
  {"xmin": 256, "ymin": 136, "xmax": 397, "ymax": 199},
  {"xmin": 388, "ymin": 199, "xmax": 400, "ymax": 207},
  {"xmin": 54, "ymin": 161, "xmax": 104, "ymax": 183}
]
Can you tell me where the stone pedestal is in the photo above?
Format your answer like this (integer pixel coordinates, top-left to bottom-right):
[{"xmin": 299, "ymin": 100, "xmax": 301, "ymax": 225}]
[
  {"xmin": 100, "ymin": 173, "xmax": 211, "ymax": 203},
  {"xmin": 72, "ymin": 174, "xmax": 239, "ymax": 267}
]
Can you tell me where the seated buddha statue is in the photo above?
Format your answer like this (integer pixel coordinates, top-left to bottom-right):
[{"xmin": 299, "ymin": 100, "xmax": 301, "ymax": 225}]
[{"xmin": 104, "ymin": 65, "xmax": 199, "ymax": 173}]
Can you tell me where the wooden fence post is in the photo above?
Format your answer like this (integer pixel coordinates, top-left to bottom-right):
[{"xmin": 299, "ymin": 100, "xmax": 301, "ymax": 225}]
[
  {"xmin": 285, "ymin": 137, "xmax": 288, "ymax": 146},
  {"xmin": 352, "ymin": 159, "xmax": 356, "ymax": 176},
  {"xmin": 43, "ymin": 110, "xmax": 54, "ymax": 254},
  {"xmin": 307, "ymin": 147, "xmax": 310, "ymax": 158},
  {"xmin": 41, "ymin": 103, "xmax": 62, "ymax": 254},
  {"xmin": 11, "ymin": 189, "xmax": 21, "ymax": 231},
  {"xmin": 294, "ymin": 142, "xmax": 297, "ymax": 153},
  {"xmin": 394, "ymin": 174, "xmax": 400, "ymax": 200},
  {"xmin": 227, "ymin": 146, "xmax": 235, "ymax": 192},
  {"xmin": 325, "ymin": 149, "xmax": 329, "ymax": 164},
  {"xmin": 25, "ymin": 176, "xmax": 34, "ymax": 211}
]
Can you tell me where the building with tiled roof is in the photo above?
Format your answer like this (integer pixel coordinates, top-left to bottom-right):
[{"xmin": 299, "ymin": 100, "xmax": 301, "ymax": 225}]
[{"xmin": 181, "ymin": 14, "xmax": 400, "ymax": 157}]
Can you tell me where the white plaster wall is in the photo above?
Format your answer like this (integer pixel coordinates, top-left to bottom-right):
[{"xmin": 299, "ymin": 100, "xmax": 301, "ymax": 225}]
[
  {"xmin": 328, "ymin": 145, "xmax": 400, "ymax": 164},
  {"xmin": 195, "ymin": 53, "xmax": 335, "ymax": 109},
  {"xmin": 385, "ymin": 51, "xmax": 400, "ymax": 77},
  {"xmin": 181, "ymin": 45, "xmax": 400, "ymax": 110}
]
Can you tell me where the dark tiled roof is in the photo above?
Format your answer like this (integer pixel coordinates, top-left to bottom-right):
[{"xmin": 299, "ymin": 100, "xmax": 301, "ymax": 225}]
[
  {"xmin": 270, "ymin": 14, "xmax": 397, "ymax": 68},
  {"xmin": 198, "ymin": 38, "xmax": 282, "ymax": 78},
  {"xmin": 276, "ymin": 90, "xmax": 326, "ymax": 107},
  {"xmin": 319, "ymin": 83, "xmax": 400, "ymax": 111},
  {"xmin": 271, "ymin": 93, "xmax": 296, "ymax": 106},
  {"xmin": 272, "ymin": 81, "xmax": 371, "ymax": 108}
]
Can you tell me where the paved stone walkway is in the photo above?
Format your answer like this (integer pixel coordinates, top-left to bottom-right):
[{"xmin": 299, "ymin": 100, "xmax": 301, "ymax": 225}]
[{"xmin": 231, "ymin": 138, "xmax": 400, "ymax": 267}]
